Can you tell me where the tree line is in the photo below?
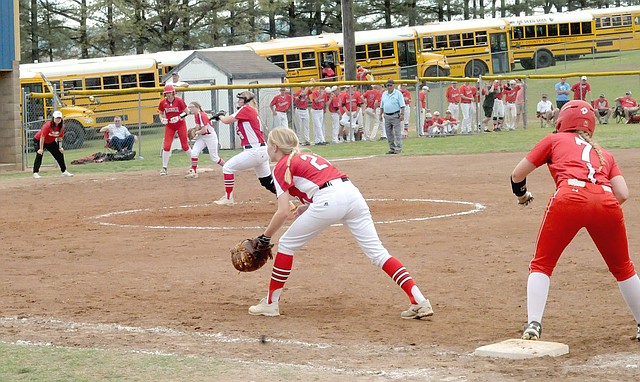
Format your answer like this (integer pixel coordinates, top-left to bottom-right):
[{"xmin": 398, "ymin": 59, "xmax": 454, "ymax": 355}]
[{"xmin": 20, "ymin": 0, "xmax": 636, "ymax": 64}]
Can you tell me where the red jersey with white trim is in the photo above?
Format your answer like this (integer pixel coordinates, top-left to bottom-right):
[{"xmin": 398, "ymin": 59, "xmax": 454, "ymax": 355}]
[
  {"xmin": 419, "ymin": 91, "xmax": 427, "ymax": 108},
  {"xmin": 401, "ymin": 89, "xmax": 411, "ymax": 104},
  {"xmin": 294, "ymin": 88, "xmax": 311, "ymax": 109},
  {"xmin": 446, "ymin": 86, "xmax": 461, "ymax": 103},
  {"xmin": 526, "ymin": 132, "xmax": 620, "ymax": 188},
  {"xmin": 232, "ymin": 105, "xmax": 265, "ymax": 147},
  {"xmin": 194, "ymin": 111, "xmax": 215, "ymax": 135},
  {"xmin": 341, "ymin": 90, "xmax": 363, "ymax": 112},
  {"xmin": 34, "ymin": 121, "xmax": 64, "ymax": 144},
  {"xmin": 617, "ymin": 96, "xmax": 638, "ymax": 108},
  {"xmin": 272, "ymin": 153, "xmax": 347, "ymax": 203},
  {"xmin": 503, "ymin": 86, "xmax": 519, "ymax": 103},
  {"xmin": 270, "ymin": 94, "xmax": 293, "ymax": 112},
  {"xmin": 158, "ymin": 97, "xmax": 188, "ymax": 128},
  {"xmin": 460, "ymin": 84, "xmax": 476, "ymax": 103},
  {"xmin": 311, "ymin": 90, "xmax": 329, "ymax": 110},
  {"xmin": 571, "ymin": 82, "xmax": 591, "ymax": 100},
  {"xmin": 328, "ymin": 93, "xmax": 341, "ymax": 113},
  {"xmin": 363, "ymin": 89, "xmax": 379, "ymax": 108}
]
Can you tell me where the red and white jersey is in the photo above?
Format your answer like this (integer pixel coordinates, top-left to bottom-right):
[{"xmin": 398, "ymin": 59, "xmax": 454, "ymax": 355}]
[
  {"xmin": 401, "ymin": 89, "xmax": 411, "ymax": 104},
  {"xmin": 270, "ymin": 93, "xmax": 293, "ymax": 112},
  {"xmin": 158, "ymin": 97, "xmax": 188, "ymax": 128},
  {"xmin": 460, "ymin": 84, "xmax": 477, "ymax": 104},
  {"xmin": 419, "ymin": 91, "xmax": 427, "ymax": 108},
  {"xmin": 595, "ymin": 99, "xmax": 609, "ymax": 110},
  {"xmin": 617, "ymin": 96, "xmax": 638, "ymax": 108},
  {"xmin": 328, "ymin": 93, "xmax": 341, "ymax": 113},
  {"xmin": 272, "ymin": 152, "xmax": 348, "ymax": 203},
  {"xmin": 232, "ymin": 105, "xmax": 265, "ymax": 147},
  {"xmin": 526, "ymin": 132, "xmax": 620, "ymax": 188},
  {"xmin": 571, "ymin": 82, "xmax": 591, "ymax": 100},
  {"xmin": 503, "ymin": 86, "xmax": 519, "ymax": 103},
  {"xmin": 340, "ymin": 90, "xmax": 363, "ymax": 112},
  {"xmin": 294, "ymin": 88, "xmax": 311, "ymax": 109},
  {"xmin": 34, "ymin": 121, "xmax": 64, "ymax": 144},
  {"xmin": 311, "ymin": 90, "xmax": 329, "ymax": 110},
  {"xmin": 446, "ymin": 86, "xmax": 461, "ymax": 103},
  {"xmin": 194, "ymin": 111, "xmax": 215, "ymax": 135},
  {"xmin": 363, "ymin": 89, "xmax": 380, "ymax": 109},
  {"xmin": 356, "ymin": 68, "xmax": 368, "ymax": 81}
]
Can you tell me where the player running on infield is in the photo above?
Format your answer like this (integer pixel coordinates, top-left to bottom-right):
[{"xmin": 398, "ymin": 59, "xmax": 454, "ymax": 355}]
[
  {"xmin": 511, "ymin": 100, "xmax": 640, "ymax": 341},
  {"xmin": 185, "ymin": 101, "xmax": 225, "ymax": 179},
  {"xmin": 158, "ymin": 84, "xmax": 192, "ymax": 176},
  {"xmin": 247, "ymin": 127, "xmax": 434, "ymax": 319},
  {"xmin": 213, "ymin": 91, "xmax": 275, "ymax": 205}
]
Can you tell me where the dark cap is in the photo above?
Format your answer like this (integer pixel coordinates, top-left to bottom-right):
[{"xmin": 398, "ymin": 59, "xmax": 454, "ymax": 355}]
[{"xmin": 386, "ymin": 79, "xmax": 395, "ymax": 85}]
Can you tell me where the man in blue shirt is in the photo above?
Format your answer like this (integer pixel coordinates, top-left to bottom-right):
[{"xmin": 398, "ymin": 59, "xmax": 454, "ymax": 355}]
[
  {"xmin": 554, "ymin": 77, "xmax": 571, "ymax": 110},
  {"xmin": 379, "ymin": 79, "xmax": 406, "ymax": 154}
]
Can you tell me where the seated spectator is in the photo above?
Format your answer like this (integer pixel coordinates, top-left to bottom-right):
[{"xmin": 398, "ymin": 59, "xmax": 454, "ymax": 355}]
[
  {"xmin": 535, "ymin": 94, "xmax": 556, "ymax": 128},
  {"xmin": 100, "ymin": 116, "xmax": 135, "ymax": 151},
  {"xmin": 615, "ymin": 91, "xmax": 639, "ymax": 122},
  {"xmin": 442, "ymin": 110, "xmax": 459, "ymax": 135},
  {"xmin": 424, "ymin": 111, "xmax": 445, "ymax": 137},
  {"xmin": 593, "ymin": 94, "xmax": 612, "ymax": 124}
]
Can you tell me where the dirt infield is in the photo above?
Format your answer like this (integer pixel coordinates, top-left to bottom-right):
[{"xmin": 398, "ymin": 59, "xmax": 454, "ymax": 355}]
[{"xmin": 2, "ymin": 151, "xmax": 640, "ymax": 380}]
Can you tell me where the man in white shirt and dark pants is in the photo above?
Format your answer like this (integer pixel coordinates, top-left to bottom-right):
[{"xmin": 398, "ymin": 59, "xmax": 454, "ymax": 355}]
[{"xmin": 100, "ymin": 116, "xmax": 135, "ymax": 151}]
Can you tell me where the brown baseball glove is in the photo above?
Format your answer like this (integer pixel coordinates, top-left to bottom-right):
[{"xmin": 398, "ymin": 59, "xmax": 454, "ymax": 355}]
[
  {"xmin": 188, "ymin": 127, "xmax": 198, "ymax": 140},
  {"xmin": 231, "ymin": 236, "xmax": 273, "ymax": 272}
]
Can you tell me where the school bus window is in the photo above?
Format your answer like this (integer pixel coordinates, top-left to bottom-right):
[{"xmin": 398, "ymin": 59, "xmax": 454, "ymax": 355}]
[
  {"xmin": 121, "ymin": 74, "xmax": 137, "ymax": 89},
  {"xmin": 582, "ymin": 22, "xmax": 592, "ymax": 34},
  {"xmin": 63, "ymin": 79, "xmax": 82, "ymax": 92},
  {"xmin": 286, "ymin": 54, "xmax": 300, "ymax": 69},
  {"xmin": 601, "ymin": 17, "xmax": 611, "ymax": 27},
  {"xmin": 268, "ymin": 55, "xmax": 285, "ymax": 69},
  {"xmin": 85, "ymin": 77, "xmax": 100, "ymax": 90},
  {"xmin": 422, "ymin": 36, "xmax": 433, "ymax": 50},
  {"xmin": 462, "ymin": 32, "xmax": 474, "ymax": 46},
  {"xmin": 613, "ymin": 16, "xmax": 622, "ymax": 27},
  {"xmin": 50, "ymin": 80, "xmax": 61, "ymax": 92},
  {"xmin": 301, "ymin": 52, "xmax": 315, "ymax": 68},
  {"xmin": 355, "ymin": 45, "xmax": 367, "ymax": 60},
  {"xmin": 559, "ymin": 24, "xmax": 569, "ymax": 35},
  {"xmin": 103, "ymin": 75, "xmax": 119, "ymax": 89},
  {"xmin": 536, "ymin": 25, "xmax": 547, "ymax": 37},
  {"xmin": 476, "ymin": 31, "xmax": 488, "ymax": 45},
  {"xmin": 595, "ymin": 18, "xmax": 601, "ymax": 28},
  {"xmin": 449, "ymin": 34, "xmax": 461, "ymax": 48},
  {"xmin": 435, "ymin": 35, "xmax": 447, "ymax": 48},
  {"xmin": 622, "ymin": 15, "xmax": 632, "ymax": 26},
  {"xmin": 139, "ymin": 72, "xmax": 155, "ymax": 88},
  {"xmin": 548, "ymin": 24, "xmax": 558, "ymax": 37},
  {"xmin": 368, "ymin": 43, "xmax": 381, "ymax": 58},
  {"xmin": 570, "ymin": 23, "xmax": 580, "ymax": 35},
  {"xmin": 525, "ymin": 26, "xmax": 535, "ymax": 38},
  {"xmin": 381, "ymin": 42, "xmax": 394, "ymax": 57}
]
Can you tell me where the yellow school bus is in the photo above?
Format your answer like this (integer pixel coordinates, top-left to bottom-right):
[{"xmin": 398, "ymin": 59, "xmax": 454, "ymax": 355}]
[
  {"xmin": 589, "ymin": 5, "xmax": 640, "ymax": 53},
  {"xmin": 414, "ymin": 19, "xmax": 513, "ymax": 77}
]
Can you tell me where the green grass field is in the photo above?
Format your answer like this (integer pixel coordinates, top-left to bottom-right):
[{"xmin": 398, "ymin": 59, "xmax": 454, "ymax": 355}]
[{"xmin": 2, "ymin": 51, "xmax": 640, "ymax": 380}]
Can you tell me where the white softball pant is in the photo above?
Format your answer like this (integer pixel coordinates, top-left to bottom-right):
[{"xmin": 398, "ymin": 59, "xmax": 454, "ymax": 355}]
[
  {"xmin": 222, "ymin": 145, "xmax": 271, "ymax": 178},
  {"xmin": 278, "ymin": 179, "xmax": 392, "ymax": 268},
  {"xmin": 294, "ymin": 108, "xmax": 310, "ymax": 143},
  {"xmin": 460, "ymin": 103, "xmax": 472, "ymax": 133},
  {"xmin": 364, "ymin": 107, "xmax": 380, "ymax": 140},
  {"xmin": 447, "ymin": 103, "xmax": 460, "ymax": 120},
  {"xmin": 330, "ymin": 112, "xmax": 340, "ymax": 143},
  {"xmin": 504, "ymin": 102, "xmax": 517, "ymax": 129},
  {"xmin": 191, "ymin": 133, "xmax": 221, "ymax": 163},
  {"xmin": 310, "ymin": 109, "xmax": 326, "ymax": 144},
  {"xmin": 273, "ymin": 111, "xmax": 288, "ymax": 129}
]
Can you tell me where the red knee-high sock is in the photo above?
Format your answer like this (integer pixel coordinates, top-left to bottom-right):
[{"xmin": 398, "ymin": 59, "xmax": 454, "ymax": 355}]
[
  {"xmin": 191, "ymin": 157, "xmax": 198, "ymax": 172},
  {"xmin": 382, "ymin": 257, "xmax": 418, "ymax": 304},
  {"xmin": 267, "ymin": 252, "xmax": 293, "ymax": 304},
  {"xmin": 223, "ymin": 173, "xmax": 234, "ymax": 198}
]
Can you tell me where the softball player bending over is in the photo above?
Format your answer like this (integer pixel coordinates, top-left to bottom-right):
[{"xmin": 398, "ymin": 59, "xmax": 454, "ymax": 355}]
[
  {"xmin": 213, "ymin": 91, "xmax": 275, "ymax": 205},
  {"xmin": 247, "ymin": 127, "xmax": 434, "ymax": 320},
  {"xmin": 185, "ymin": 101, "xmax": 224, "ymax": 179},
  {"xmin": 511, "ymin": 100, "xmax": 640, "ymax": 341}
]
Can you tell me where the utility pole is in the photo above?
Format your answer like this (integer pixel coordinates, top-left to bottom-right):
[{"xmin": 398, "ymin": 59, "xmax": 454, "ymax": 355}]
[{"xmin": 341, "ymin": 0, "xmax": 356, "ymax": 81}]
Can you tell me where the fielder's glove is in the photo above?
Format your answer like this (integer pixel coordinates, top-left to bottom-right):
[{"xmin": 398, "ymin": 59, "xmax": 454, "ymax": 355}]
[
  {"xmin": 188, "ymin": 127, "xmax": 198, "ymax": 140},
  {"xmin": 230, "ymin": 235, "xmax": 273, "ymax": 272},
  {"xmin": 517, "ymin": 191, "xmax": 534, "ymax": 206},
  {"xmin": 211, "ymin": 110, "xmax": 226, "ymax": 121}
]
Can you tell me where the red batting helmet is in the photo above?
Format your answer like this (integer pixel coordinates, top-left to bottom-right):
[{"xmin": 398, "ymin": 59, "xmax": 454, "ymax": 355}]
[
  {"xmin": 163, "ymin": 84, "xmax": 176, "ymax": 94},
  {"xmin": 555, "ymin": 100, "xmax": 596, "ymax": 136}
]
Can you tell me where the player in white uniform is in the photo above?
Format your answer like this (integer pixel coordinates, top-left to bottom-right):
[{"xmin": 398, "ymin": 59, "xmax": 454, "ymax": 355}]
[
  {"xmin": 213, "ymin": 91, "xmax": 275, "ymax": 205},
  {"xmin": 247, "ymin": 127, "xmax": 434, "ymax": 320},
  {"xmin": 185, "ymin": 101, "xmax": 225, "ymax": 179}
]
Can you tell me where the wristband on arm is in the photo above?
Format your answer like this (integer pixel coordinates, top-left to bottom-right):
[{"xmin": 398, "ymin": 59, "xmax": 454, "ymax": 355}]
[
  {"xmin": 179, "ymin": 111, "xmax": 188, "ymax": 119},
  {"xmin": 510, "ymin": 176, "xmax": 527, "ymax": 197}
]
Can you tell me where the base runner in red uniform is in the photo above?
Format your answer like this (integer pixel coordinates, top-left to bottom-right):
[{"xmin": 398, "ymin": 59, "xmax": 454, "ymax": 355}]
[
  {"xmin": 247, "ymin": 127, "xmax": 434, "ymax": 320},
  {"xmin": 511, "ymin": 100, "xmax": 640, "ymax": 341}
]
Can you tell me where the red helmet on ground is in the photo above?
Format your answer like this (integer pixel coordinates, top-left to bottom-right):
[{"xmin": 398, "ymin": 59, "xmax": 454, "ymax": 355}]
[
  {"xmin": 555, "ymin": 100, "xmax": 596, "ymax": 136},
  {"xmin": 163, "ymin": 84, "xmax": 176, "ymax": 94}
]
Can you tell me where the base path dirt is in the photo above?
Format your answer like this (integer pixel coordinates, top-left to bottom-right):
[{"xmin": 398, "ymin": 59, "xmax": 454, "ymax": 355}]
[{"xmin": 2, "ymin": 151, "xmax": 640, "ymax": 380}]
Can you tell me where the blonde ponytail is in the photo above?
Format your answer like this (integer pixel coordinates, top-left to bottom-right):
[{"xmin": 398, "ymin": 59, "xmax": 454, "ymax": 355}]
[{"xmin": 576, "ymin": 130, "xmax": 605, "ymax": 172}]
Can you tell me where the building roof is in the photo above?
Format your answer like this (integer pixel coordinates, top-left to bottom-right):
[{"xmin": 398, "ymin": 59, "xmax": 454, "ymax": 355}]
[{"xmin": 171, "ymin": 49, "xmax": 285, "ymax": 80}]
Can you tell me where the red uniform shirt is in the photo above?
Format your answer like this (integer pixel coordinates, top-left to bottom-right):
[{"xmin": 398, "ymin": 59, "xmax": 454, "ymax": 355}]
[
  {"xmin": 341, "ymin": 90, "xmax": 363, "ymax": 112},
  {"xmin": 294, "ymin": 88, "xmax": 311, "ymax": 109},
  {"xmin": 503, "ymin": 86, "xmax": 519, "ymax": 103},
  {"xmin": 617, "ymin": 96, "xmax": 638, "ymax": 108},
  {"xmin": 526, "ymin": 132, "xmax": 620, "ymax": 187},
  {"xmin": 446, "ymin": 86, "xmax": 461, "ymax": 103},
  {"xmin": 322, "ymin": 67, "xmax": 336, "ymax": 80},
  {"xmin": 363, "ymin": 89, "xmax": 379, "ymax": 109},
  {"xmin": 311, "ymin": 90, "xmax": 329, "ymax": 110},
  {"xmin": 459, "ymin": 85, "xmax": 476, "ymax": 104},
  {"xmin": 194, "ymin": 112, "xmax": 214, "ymax": 135},
  {"xmin": 401, "ymin": 89, "xmax": 411, "ymax": 105},
  {"xmin": 34, "ymin": 121, "xmax": 64, "ymax": 144},
  {"xmin": 232, "ymin": 105, "xmax": 265, "ymax": 147},
  {"xmin": 328, "ymin": 93, "xmax": 341, "ymax": 113},
  {"xmin": 272, "ymin": 153, "xmax": 347, "ymax": 203},
  {"xmin": 571, "ymin": 82, "xmax": 591, "ymax": 100},
  {"xmin": 158, "ymin": 97, "xmax": 188, "ymax": 129},
  {"xmin": 419, "ymin": 91, "xmax": 427, "ymax": 108},
  {"xmin": 270, "ymin": 93, "xmax": 293, "ymax": 112},
  {"xmin": 356, "ymin": 68, "xmax": 368, "ymax": 81}
]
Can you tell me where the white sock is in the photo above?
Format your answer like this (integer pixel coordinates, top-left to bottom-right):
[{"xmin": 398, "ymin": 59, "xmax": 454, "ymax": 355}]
[
  {"xmin": 527, "ymin": 272, "xmax": 550, "ymax": 324},
  {"xmin": 184, "ymin": 148, "xmax": 192, "ymax": 158},
  {"xmin": 618, "ymin": 274, "xmax": 640, "ymax": 323},
  {"xmin": 162, "ymin": 150, "xmax": 171, "ymax": 168}
]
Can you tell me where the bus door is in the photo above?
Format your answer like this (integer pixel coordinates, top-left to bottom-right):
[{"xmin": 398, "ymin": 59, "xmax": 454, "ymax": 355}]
[
  {"xmin": 21, "ymin": 82, "xmax": 45, "ymax": 122},
  {"xmin": 489, "ymin": 32, "xmax": 509, "ymax": 74},
  {"xmin": 398, "ymin": 40, "xmax": 418, "ymax": 79},
  {"xmin": 317, "ymin": 50, "xmax": 339, "ymax": 81}
]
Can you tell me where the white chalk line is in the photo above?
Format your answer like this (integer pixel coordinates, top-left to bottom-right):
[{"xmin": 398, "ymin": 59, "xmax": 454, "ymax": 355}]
[
  {"xmin": 0, "ymin": 315, "xmax": 459, "ymax": 379},
  {"xmin": 89, "ymin": 198, "xmax": 486, "ymax": 231}
]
